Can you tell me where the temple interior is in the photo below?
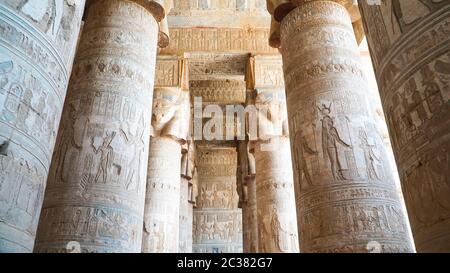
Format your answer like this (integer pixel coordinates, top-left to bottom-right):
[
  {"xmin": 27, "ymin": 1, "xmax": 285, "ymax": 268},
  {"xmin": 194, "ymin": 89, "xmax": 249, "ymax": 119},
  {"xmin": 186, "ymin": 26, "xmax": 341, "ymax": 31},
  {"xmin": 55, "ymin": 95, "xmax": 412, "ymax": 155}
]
[{"xmin": 0, "ymin": 0, "xmax": 449, "ymax": 253}]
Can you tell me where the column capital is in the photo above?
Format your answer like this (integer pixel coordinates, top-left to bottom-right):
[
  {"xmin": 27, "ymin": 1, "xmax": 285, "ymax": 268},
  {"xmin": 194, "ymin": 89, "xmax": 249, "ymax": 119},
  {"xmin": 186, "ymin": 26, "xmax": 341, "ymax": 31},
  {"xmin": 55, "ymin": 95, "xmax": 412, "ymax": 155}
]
[
  {"xmin": 266, "ymin": 0, "xmax": 296, "ymax": 22},
  {"xmin": 158, "ymin": 16, "xmax": 170, "ymax": 48},
  {"xmin": 267, "ymin": 0, "xmax": 363, "ymax": 48},
  {"xmin": 152, "ymin": 55, "xmax": 190, "ymax": 143},
  {"xmin": 151, "ymin": 87, "xmax": 190, "ymax": 143},
  {"xmin": 269, "ymin": 18, "xmax": 281, "ymax": 48},
  {"xmin": 246, "ymin": 55, "xmax": 289, "ymax": 141},
  {"xmin": 87, "ymin": 0, "xmax": 173, "ymax": 22}
]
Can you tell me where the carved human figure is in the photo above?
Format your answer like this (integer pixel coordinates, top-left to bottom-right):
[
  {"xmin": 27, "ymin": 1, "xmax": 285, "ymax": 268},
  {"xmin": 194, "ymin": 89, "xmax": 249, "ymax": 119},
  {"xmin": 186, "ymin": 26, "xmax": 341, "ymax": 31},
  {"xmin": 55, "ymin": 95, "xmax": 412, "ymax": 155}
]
[
  {"xmin": 125, "ymin": 124, "xmax": 145, "ymax": 192},
  {"xmin": 389, "ymin": 0, "xmax": 430, "ymax": 33},
  {"xmin": 0, "ymin": 61, "xmax": 13, "ymax": 90},
  {"xmin": 293, "ymin": 130, "xmax": 318, "ymax": 189},
  {"xmin": 360, "ymin": 0, "xmax": 450, "ymax": 251},
  {"xmin": 319, "ymin": 104, "xmax": 352, "ymax": 181},
  {"xmin": 421, "ymin": 65, "xmax": 444, "ymax": 113},
  {"xmin": 359, "ymin": 130, "xmax": 381, "ymax": 181},
  {"xmin": 18, "ymin": 0, "xmax": 58, "ymax": 34},
  {"xmin": 270, "ymin": 208, "xmax": 283, "ymax": 251},
  {"xmin": 429, "ymin": 149, "xmax": 450, "ymax": 209},
  {"xmin": 92, "ymin": 131, "xmax": 116, "ymax": 184},
  {"xmin": 275, "ymin": 1, "xmax": 414, "ymax": 252},
  {"xmin": 54, "ymin": 104, "xmax": 82, "ymax": 182}
]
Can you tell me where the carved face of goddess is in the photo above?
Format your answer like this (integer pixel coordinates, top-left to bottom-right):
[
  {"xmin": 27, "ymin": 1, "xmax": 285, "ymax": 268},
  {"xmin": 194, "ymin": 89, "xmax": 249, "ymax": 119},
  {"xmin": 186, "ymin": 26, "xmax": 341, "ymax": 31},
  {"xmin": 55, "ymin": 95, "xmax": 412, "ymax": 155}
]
[{"xmin": 151, "ymin": 97, "xmax": 177, "ymax": 127}]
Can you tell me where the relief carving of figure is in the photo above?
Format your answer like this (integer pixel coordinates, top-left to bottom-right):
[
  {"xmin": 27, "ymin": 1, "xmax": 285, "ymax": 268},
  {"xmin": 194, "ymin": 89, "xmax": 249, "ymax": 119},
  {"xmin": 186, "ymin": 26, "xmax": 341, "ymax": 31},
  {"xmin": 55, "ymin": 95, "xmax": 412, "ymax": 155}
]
[
  {"xmin": 16, "ymin": 88, "xmax": 32, "ymax": 131},
  {"xmin": 293, "ymin": 130, "xmax": 318, "ymax": 189},
  {"xmin": 270, "ymin": 208, "xmax": 283, "ymax": 251},
  {"xmin": 319, "ymin": 104, "xmax": 352, "ymax": 181},
  {"xmin": 406, "ymin": 78, "xmax": 428, "ymax": 125},
  {"xmin": 123, "ymin": 121, "xmax": 145, "ymax": 192},
  {"xmin": 427, "ymin": 147, "xmax": 450, "ymax": 211},
  {"xmin": 58, "ymin": 0, "xmax": 77, "ymax": 42},
  {"xmin": 388, "ymin": 0, "xmax": 431, "ymax": 33},
  {"xmin": 421, "ymin": 65, "xmax": 444, "ymax": 114},
  {"xmin": 146, "ymin": 221, "xmax": 165, "ymax": 252},
  {"xmin": 0, "ymin": 61, "xmax": 13, "ymax": 91},
  {"xmin": 359, "ymin": 130, "xmax": 381, "ymax": 181},
  {"xmin": 92, "ymin": 131, "xmax": 116, "ymax": 184},
  {"xmin": 405, "ymin": 165, "xmax": 440, "ymax": 225},
  {"xmin": 258, "ymin": 210, "xmax": 270, "ymax": 252},
  {"xmin": 54, "ymin": 103, "xmax": 83, "ymax": 182},
  {"xmin": 18, "ymin": 0, "xmax": 58, "ymax": 34}
]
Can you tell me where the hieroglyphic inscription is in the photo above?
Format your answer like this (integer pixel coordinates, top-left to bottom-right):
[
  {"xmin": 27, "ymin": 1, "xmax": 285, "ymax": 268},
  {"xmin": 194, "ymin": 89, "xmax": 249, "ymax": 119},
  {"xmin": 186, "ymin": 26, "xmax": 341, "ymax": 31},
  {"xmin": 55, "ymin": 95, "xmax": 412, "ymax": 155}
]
[
  {"xmin": 0, "ymin": 0, "xmax": 85, "ymax": 252},
  {"xmin": 161, "ymin": 28, "xmax": 277, "ymax": 55},
  {"xmin": 34, "ymin": 0, "xmax": 158, "ymax": 253},
  {"xmin": 359, "ymin": 0, "xmax": 450, "ymax": 252},
  {"xmin": 193, "ymin": 147, "xmax": 242, "ymax": 253}
]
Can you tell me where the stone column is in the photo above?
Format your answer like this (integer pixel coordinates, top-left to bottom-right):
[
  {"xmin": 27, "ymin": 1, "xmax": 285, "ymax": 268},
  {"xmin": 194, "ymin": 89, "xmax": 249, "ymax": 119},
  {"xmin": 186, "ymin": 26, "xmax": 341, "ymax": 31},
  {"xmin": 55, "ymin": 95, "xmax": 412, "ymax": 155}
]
[
  {"xmin": 272, "ymin": 1, "xmax": 414, "ymax": 252},
  {"xmin": 142, "ymin": 56, "xmax": 189, "ymax": 253},
  {"xmin": 252, "ymin": 137, "xmax": 299, "ymax": 253},
  {"xmin": 179, "ymin": 140, "xmax": 195, "ymax": 253},
  {"xmin": 34, "ymin": 0, "xmax": 167, "ymax": 253},
  {"xmin": 358, "ymin": 0, "xmax": 450, "ymax": 252},
  {"xmin": 0, "ymin": 0, "xmax": 85, "ymax": 252},
  {"xmin": 238, "ymin": 140, "xmax": 258, "ymax": 253},
  {"xmin": 247, "ymin": 56, "xmax": 299, "ymax": 253}
]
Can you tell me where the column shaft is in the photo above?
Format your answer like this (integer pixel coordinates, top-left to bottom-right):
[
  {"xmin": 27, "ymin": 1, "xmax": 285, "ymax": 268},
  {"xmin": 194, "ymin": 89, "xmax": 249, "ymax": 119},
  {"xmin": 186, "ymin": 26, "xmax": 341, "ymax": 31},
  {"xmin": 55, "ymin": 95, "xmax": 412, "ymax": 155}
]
[
  {"xmin": 238, "ymin": 140, "xmax": 259, "ymax": 253},
  {"xmin": 179, "ymin": 177, "xmax": 192, "ymax": 253},
  {"xmin": 0, "ymin": 0, "xmax": 85, "ymax": 252},
  {"xmin": 254, "ymin": 137, "xmax": 299, "ymax": 253},
  {"xmin": 142, "ymin": 137, "xmax": 181, "ymax": 252},
  {"xmin": 358, "ymin": 0, "xmax": 450, "ymax": 252},
  {"xmin": 242, "ymin": 175, "xmax": 259, "ymax": 252},
  {"xmin": 280, "ymin": 1, "xmax": 414, "ymax": 252},
  {"xmin": 34, "ymin": 0, "xmax": 158, "ymax": 252}
]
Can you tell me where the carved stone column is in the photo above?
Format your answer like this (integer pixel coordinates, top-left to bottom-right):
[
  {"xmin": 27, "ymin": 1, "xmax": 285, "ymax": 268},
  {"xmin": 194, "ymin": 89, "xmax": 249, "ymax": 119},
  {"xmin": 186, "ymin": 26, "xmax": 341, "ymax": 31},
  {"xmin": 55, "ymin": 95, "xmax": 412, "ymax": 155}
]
[
  {"xmin": 143, "ymin": 137, "xmax": 180, "ymax": 253},
  {"xmin": 179, "ymin": 140, "xmax": 195, "ymax": 253},
  {"xmin": 358, "ymin": 0, "xmax": 450, "ymax": 252},
  {"xmin": 252, "ymin": 137, "xmax": 299, "ymax": 253},
  {"xmin": 238, "ymin": 140, "xmax": 258, "ymax": 253},
  {"xmin": 34, "ymin": 0, "xmax": 167, "ymax": 253},
  {"xmin": 142, "ymin": 56, "xmax": 189, "ymax": 253},
  {"xmin": 0, "ymin": 0, "xmax": 85, "ymax": 253},
  {"xmin": 274, "ymin": 1, "xmax": 414, "ymax": 252},
  {"xmin": 247, "ymin": 56, "xmax": 299, "ymax": 253}
]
